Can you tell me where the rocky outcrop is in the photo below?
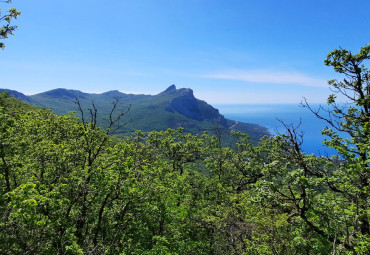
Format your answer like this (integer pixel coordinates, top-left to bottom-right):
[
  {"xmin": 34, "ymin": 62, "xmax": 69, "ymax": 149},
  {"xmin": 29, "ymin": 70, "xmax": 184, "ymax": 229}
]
[
  {"xmin": 166, "ymin": 87, "xmax": 203, "ymax": 120},
  {"xmin": 163, "ymin": 85, "xmax": 227, "ymax": 126}
]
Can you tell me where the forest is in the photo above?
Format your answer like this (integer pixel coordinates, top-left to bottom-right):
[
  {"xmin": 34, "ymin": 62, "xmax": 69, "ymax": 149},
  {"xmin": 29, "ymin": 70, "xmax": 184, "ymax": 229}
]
[
  {"xmin": 1, "ymin": 1, "xmax": 369, "ymax": 254},
  {"xmin": 0, "ymin": 45, "xmax": 369, "ymax": 254}
]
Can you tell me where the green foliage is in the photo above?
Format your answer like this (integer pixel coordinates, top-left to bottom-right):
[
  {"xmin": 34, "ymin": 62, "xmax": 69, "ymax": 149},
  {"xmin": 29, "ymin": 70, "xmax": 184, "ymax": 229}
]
[
  {"xmin": 1, "ymin": 45, "xmax": 369, "ymax": 254},
  {"xmin": 0, "ymin": 0, "xmax": 20, "ymax": 49}
]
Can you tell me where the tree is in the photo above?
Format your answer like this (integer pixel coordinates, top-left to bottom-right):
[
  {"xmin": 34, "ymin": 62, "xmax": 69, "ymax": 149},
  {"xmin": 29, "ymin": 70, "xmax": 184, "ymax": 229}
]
[
  {"xmin": 0, "ymin": 0, "xmax": 21, "ymax": 49},
  {"xmin": 305, "ymin": 44, "xmax": 369, "ymax": 242},
  {"xmin": 253, "ymin": 45, "xmax": 370, "ymax": 254}
]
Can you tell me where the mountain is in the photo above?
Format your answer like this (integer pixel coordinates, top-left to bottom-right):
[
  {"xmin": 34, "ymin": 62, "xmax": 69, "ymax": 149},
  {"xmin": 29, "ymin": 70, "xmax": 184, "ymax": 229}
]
[
  {"xmin": 0, "ymin": 88, "xmax": 34, "ymax": 103},
  {"xmin": 0, "ymin": 86, "xmax": 269, "ymax": 142}
]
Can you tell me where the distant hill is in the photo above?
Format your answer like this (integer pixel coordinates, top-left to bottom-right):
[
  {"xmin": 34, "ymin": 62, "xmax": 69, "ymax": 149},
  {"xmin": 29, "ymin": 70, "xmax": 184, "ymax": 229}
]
[{"xmin": 0, "ymin": 86, "xmax": 269, "ymax": 142}]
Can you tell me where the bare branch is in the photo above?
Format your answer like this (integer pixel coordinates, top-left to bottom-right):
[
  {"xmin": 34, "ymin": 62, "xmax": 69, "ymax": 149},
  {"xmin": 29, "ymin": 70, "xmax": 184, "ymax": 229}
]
[
  {"xmin": 106, "ymin": 97, "xmax": 132, "ymax": 135},
  {"xmin": 74, "ymin": 97, "xmax": 86, "ymax": 129}
]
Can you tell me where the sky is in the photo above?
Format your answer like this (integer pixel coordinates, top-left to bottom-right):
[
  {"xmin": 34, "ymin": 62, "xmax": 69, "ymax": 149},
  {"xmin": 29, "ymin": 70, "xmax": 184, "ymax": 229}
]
[{"xmin": 1, "ymin": 0, "xmax": 370, "ymax": 104}]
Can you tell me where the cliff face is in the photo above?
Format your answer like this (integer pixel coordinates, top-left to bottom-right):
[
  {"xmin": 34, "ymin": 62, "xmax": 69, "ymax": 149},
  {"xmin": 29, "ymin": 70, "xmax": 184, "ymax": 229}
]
[
  {"xmin": 166, "ymin": 87, "xmax": 203, "ymax": 120},
  {"xmin": 163, "ymin": 85, "xmax": 227, "ymax": 126}
]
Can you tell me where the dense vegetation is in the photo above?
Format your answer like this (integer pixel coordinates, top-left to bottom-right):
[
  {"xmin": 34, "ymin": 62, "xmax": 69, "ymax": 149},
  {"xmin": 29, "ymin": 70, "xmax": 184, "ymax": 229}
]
[{"xmin": 0, "ymin": 36, "xmax": 369, "ymax": 255}]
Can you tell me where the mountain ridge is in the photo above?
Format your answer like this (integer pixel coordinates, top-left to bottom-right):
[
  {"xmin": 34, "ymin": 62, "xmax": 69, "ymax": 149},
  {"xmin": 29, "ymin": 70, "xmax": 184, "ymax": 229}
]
[{"xmin": 0, "ymin": 86, "xmax": 269, "ymax": 142}]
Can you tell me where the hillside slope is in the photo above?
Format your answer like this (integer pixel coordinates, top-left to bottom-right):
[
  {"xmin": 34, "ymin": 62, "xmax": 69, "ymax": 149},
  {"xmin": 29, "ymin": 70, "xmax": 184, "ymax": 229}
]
[{"xmin": 0, "ymin": 86, "xmax": 269, "ymax": 142}]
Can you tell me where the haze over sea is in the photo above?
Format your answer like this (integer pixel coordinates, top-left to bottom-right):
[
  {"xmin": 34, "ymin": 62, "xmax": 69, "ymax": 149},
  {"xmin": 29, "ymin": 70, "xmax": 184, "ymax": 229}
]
[{"xmin": 215, "ymin": 104, "xmax": 338, "ymax": 156}]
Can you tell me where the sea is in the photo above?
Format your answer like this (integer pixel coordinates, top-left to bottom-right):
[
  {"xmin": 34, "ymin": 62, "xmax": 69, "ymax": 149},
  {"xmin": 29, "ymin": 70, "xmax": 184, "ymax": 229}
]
[{"xmin": 215, "ymin": 104, "xmax": 339, "ymax": 156}]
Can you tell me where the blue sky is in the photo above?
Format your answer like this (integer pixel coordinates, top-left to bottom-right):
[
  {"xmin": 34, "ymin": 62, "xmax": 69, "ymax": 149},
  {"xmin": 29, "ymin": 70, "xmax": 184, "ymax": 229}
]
[{"xmin": 1, "ymin": 0, "xmax": 369, "ymax": 104}]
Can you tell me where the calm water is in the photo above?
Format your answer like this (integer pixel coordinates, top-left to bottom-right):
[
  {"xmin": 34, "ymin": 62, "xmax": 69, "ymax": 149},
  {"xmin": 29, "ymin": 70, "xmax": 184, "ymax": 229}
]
[{"xmin": 215, "ymin": 104, "xmax": 338, "ymax": 156}]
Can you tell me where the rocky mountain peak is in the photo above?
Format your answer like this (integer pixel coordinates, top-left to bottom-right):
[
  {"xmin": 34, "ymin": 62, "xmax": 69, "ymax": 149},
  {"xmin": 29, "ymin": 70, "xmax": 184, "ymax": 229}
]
[
  {"xmin": 162, "ymin": 85, "xmax": 194, "ymax": 97},
  {"xmin": 164, "ymin": 84, "xmax": 177, "ymax": 92}
]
